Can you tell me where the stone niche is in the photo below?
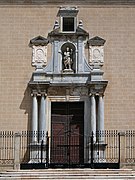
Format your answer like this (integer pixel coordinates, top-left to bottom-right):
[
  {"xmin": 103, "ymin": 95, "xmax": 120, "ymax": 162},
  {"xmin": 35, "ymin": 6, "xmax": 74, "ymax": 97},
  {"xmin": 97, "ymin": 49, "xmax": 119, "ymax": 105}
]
[{"xmin": 61, "ymin": 42, "xmax": 76, "ymax": 73}]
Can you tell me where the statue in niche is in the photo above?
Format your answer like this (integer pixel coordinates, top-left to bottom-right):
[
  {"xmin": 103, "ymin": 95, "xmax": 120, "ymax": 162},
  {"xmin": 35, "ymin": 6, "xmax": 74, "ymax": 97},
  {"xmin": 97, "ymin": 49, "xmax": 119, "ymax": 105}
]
[{"xmin": 63, "ymin": 47, "xmax": 73, "ymax": 70}]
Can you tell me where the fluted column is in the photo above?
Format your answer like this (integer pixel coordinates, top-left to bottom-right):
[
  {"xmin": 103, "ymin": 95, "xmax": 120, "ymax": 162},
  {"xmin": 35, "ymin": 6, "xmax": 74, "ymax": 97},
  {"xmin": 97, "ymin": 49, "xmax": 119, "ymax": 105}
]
[
  {"xmin": 39, "ymin": 93, "xmax": 46, "ymax": 142},
  {"xmin": 31, "ymin": 91, "xmax": 38, "ymax": 142},
  {"xmin": 90, "ymin": 94, "xmax": 96, "ymax": 142},
  {"xmin": 98, "ymin": 94, "xmax": 104, "ymax": 142}
]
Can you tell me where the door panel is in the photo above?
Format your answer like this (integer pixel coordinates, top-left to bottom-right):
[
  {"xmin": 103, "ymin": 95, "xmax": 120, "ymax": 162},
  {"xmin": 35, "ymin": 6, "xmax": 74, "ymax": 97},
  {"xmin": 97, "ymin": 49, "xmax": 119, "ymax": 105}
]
[{"xmin": 50, "ymin": 102, "xmax": 84, "ymax": 166}]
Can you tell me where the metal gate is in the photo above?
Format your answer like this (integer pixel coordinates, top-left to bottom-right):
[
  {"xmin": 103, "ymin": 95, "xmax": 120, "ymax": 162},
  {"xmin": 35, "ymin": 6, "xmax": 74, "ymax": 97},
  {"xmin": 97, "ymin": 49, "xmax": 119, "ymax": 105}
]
[
  {"xmin": 49, "ymin": 130, "xmax": 120, "ymax": 169},
  {"xmin": 50, "ymin": 102, "xmax": 84, "ymax": 168},
  {"xmin": 20, "ymin": 130, "xmax": 120, "ymax": 169}
]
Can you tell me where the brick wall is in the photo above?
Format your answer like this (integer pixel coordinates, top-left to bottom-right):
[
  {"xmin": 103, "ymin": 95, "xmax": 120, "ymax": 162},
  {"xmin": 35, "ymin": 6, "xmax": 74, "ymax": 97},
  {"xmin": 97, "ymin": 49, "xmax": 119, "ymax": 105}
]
[{"xmin": 0, "ymin": 5, "xmax": 134, "ymax": 131}]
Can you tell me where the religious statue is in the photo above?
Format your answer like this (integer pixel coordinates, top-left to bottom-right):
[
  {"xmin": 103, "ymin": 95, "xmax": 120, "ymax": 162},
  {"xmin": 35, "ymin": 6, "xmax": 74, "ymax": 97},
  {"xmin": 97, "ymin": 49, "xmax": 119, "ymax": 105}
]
[{"xmin": 63, "ymin": 47, "xmax": 73, "ymax": 70}]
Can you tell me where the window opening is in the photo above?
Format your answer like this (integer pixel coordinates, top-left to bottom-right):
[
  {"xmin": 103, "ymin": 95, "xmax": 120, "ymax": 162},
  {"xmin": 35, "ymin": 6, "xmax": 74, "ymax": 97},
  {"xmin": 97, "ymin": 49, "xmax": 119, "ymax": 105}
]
[{"xmin": 63, "ymin": 17, "xmax": 75, "ymax": 32}]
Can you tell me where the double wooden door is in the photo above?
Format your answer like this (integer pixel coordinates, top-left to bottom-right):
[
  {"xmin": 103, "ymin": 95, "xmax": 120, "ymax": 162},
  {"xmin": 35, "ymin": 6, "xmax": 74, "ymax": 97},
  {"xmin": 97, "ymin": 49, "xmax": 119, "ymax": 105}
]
[{"xmin": 50, "ymin": 102, "xmax": 84, "ymax": 167}]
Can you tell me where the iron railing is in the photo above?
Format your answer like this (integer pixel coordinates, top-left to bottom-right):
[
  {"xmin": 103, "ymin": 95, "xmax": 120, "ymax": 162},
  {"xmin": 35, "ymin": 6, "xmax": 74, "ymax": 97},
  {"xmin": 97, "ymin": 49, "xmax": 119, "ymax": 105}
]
[
  {"xmin": 0, "ymin": 131, "xmax": 14, "ymax": 165},
  {"xmin": 125, "ymin": 130, "xmax": 135, "ymax": 163},
  {"xmin": 20, "ymin": 131, "xmax": 49, "ymax": 164},
  {"xmin": 0, "ymin": 130, "xmax": 135, "ymax": 168}
]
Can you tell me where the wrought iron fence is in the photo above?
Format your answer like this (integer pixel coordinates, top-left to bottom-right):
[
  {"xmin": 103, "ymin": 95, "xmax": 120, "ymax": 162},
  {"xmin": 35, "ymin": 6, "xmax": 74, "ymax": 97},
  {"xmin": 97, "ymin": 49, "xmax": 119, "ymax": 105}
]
[
  {"xmin": 0, "ymin": 131, "xmax": 14, "ymax": 166},
  {"xmin": 20, "ymin": 131, "xmax": 48, "ymax": 164},
  {"xmin": 0, "ymin": 130, "xmax": 135, "ymax": 168},
  {"xmin": 90, "ymin": 130, "xmax": 120, "ymax": 163},
  {"xmin": 125, "ymin": 130, "xmax": 135, "ymax": 164}
]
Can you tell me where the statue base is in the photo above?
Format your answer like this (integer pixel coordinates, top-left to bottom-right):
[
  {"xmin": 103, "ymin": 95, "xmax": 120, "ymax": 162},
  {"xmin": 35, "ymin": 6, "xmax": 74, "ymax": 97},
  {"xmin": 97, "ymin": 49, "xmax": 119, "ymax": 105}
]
[{"xmin": 63, "ymin": 69, "xmax": 74, "ymax": 74}]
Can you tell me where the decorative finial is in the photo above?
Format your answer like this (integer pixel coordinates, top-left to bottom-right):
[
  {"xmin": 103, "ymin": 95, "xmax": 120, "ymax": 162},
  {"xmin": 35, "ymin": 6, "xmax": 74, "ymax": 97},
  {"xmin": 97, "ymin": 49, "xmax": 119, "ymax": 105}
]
[
  {"xmin": 78, "ymin": 20, "xmax": 83, "ymax": 29},
  {"xmin": 53, "ymin": 20, "xmax": 59, "ymax": 30}
]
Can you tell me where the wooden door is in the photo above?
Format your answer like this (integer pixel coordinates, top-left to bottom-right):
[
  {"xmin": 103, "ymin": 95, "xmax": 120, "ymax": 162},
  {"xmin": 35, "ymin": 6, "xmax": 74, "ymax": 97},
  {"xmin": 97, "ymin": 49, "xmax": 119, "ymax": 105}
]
[{"xmin": 50, "ymin": 102, "xmax": 84, "ymax": 166}]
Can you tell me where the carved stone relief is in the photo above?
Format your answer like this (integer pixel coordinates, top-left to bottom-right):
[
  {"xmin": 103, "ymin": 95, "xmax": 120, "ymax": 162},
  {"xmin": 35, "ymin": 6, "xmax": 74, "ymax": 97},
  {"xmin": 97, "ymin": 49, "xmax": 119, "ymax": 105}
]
[
  {"xmin": 70, "ymin": 87, "xmax": 88, "ymax": 96},
  {"xmin": 48, "ymin": 87, "xmax": 88, "ymax": 97},
  {"xmin": 32, "ymin": 45, "xmax": 47, "ymax": 69},
  {"xmin": 48, "ymin": 87, "xmax": 66, "ymax": 96},
  {"xmin": 89, "ymin": 46, "xmax": 104, "ymax": 66}
]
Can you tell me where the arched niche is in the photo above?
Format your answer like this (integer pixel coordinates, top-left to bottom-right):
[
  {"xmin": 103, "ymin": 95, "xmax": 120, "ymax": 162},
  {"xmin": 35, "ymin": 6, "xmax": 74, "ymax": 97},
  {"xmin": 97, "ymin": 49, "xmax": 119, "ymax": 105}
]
[{"xmin": 61, "ymin": 42, "xmax": 76, "ymax": 73}]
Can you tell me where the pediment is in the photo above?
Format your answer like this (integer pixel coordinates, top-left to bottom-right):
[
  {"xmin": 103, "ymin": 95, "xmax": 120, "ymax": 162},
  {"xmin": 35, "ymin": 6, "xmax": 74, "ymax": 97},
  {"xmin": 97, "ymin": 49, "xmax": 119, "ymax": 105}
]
[
  {"xmin": 30, "ymin": 36, "xmax": 48, "ymax": 46},
  {"xmin": 88, "ymin": 36, "xmax": 106, "ymax": 46}
]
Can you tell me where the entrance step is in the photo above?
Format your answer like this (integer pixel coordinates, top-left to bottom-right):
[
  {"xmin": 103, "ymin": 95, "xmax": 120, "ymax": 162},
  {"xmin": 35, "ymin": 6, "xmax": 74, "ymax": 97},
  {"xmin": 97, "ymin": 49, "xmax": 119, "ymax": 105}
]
[{"xmin": 0, "ymin": 169, "xmax": 135, "ymax": 179}]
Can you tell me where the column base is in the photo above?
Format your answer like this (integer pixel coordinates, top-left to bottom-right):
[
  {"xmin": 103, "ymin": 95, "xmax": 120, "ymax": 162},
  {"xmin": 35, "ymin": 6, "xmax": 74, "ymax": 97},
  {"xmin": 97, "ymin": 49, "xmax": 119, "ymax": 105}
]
[
  {"xmin": 28, "ymin": 142, "xmax": 47, "ymax": 164},
  {"xmin": 88, "ymin": 143, "xmax": 107, "ymax": 163}
]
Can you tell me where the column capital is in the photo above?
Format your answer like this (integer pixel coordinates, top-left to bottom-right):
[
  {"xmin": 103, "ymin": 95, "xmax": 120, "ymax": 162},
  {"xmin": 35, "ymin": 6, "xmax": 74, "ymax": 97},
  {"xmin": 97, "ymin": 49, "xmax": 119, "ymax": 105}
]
[
  {"xmin": 31, "ymin": 90, "xmax": 47, "ymax": 97},
  {"xmin": 99, "ymin": 93, "xmax": 104, "ymax": 97},
  {"xmin": 40, "ymin": 91, "xmax": 47, "ymax": 97},
  {"xmin": 89, "ymin": 93, "xmax": 96, "ymax": 97},
  {"xmin": 89, "ymin": 92, "xmax": 104, "ymax": 97},
  {"xmin": 31, "ymin": 90, "xmax": 38, "ymax": 97}
]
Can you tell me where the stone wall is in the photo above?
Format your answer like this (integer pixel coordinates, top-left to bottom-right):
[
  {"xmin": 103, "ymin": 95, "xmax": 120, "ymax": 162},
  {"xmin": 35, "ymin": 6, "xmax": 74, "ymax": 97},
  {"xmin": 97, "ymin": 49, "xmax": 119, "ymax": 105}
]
[{"xmin": 0, "ymin": 5, "xmax": 135, "ymax": 131}]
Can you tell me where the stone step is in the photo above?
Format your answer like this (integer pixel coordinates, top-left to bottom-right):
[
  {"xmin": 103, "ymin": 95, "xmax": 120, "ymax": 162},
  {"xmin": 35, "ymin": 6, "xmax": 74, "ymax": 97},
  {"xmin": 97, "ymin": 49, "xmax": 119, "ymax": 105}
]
[
  {"xmin": 0, "ymin": 176, "xmax": 135, "ymax": 180},
  {"xmin": 2, "ymin": 169, "xmax": 134, "ymax": 175},
  {"xmin": 0, "ymin": 169, "xmax": 135, "ymax": 179}
]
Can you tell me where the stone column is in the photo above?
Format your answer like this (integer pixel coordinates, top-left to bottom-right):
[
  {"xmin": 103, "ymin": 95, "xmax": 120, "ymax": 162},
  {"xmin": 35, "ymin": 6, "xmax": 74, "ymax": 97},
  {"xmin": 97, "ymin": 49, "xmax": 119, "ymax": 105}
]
[
  {"xmin": 97, "ymin": 94, "xmax": 104, "ymax": 144},
  {"xmin": 98, "ymin": 94, "xmax": 104, "ymax": 132},
  {"xmin": 90, "ymin": 94, "xmax": 96, "ymax": 142},
  {"xmin": 31, "ymin": 91, "xmax": 38, "ymax": 142},
  {"xmin": 39, "ymin": 93, "xmax": 46, "ymax": 142}
]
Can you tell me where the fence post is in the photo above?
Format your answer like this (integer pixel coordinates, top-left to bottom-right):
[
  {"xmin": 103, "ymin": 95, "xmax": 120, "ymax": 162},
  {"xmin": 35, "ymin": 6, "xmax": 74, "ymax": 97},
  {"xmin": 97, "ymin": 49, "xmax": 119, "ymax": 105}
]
[
  {"xmin": 14, "ymin": 133, "xmax": 21, "ymax": 170},
  {"xmin": 91, "ymin": 131, "xmax": 94, "ymax": 168},
  {"xmin": 119, "ymin": 131, "xmax": 125, "ymax": 168},
  {"xmin": 46, "ymin": 132, "xmax": 49, "ymax": 168},
  {"xmin": 41, "ymin": 140, "xmax": 43, "ymax": 164}
]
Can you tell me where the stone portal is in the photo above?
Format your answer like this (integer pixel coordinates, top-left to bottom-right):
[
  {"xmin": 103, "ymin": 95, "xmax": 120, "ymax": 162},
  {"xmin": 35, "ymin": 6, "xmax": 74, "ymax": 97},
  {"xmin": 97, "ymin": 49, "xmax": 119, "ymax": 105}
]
[{"xmin": 28, "ymin": 7, "xmax": 108, "ymax": 164}]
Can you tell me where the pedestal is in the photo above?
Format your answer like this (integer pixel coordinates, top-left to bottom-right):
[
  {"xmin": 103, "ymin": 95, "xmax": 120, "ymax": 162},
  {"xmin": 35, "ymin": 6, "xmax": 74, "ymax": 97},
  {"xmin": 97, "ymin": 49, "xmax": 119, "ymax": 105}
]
[
  {"xmin": 63, "ymin": 69, "xmax": 74, "ymax": 74},
  {"xmin": 29, "ymin": 142, "xmax": 47, "ymax": 164},
  {"xmin": 88, "ymin": 143, "xmax": 107, "ymax": 163}
]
